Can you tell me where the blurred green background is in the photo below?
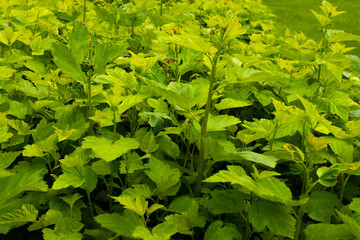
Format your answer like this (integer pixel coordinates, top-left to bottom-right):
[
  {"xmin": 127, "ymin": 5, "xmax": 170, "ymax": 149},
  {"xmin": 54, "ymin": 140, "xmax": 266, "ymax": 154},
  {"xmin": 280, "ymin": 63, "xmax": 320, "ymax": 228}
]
[{"xmin": 262, "ymin": 0, "xmax": 360, "ymax": 56}]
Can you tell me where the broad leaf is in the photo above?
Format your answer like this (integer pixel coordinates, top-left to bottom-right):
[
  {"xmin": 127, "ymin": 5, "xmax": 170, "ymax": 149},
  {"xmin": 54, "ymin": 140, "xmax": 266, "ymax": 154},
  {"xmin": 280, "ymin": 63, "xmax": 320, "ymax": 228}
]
[
  {"xmin": 0, "ymin": 204, "xmax": 38, "ymax": 225},
  {"xmin": 207, "ymin": 114, "xmax": 241, "ymax": 132},
  {"xmin": 52, "ymin": 43, "xmax": 86, "ymax": 83},
  {"xmin": 249, "ymin": 199, "xmax": 296, "ymax": 238},
  {"xmin": 144, "ymin": 157, "xmax": 181, "ymax": 198},
  {"xmin": 336, "ymin": 210, "xmax": 360, "ymax": 239},
  {"xmin": 165, "ymin": 201, "xmax": 206, "ymax": 235},
  {"xmin": 82, "ymin": 136, "xmax": 139, "ymax": 162},
  {"xmin": 69, "ymin": 23, "xmax": 90, "ymax": 64},
  {"xmin": 314, "ymin": 90, "xmax": 351, "ymax": 121},
  {"xmin": 204, "ymin": 221, "xmax": 242, "ymax": 240},
  {"xmin": 200, "ymin": 189, "xmax": 246, "ymax": 215},
  {"xmin": 304, "ymin": 223, "xmax": 354, "ymax": 240},
  {"xmin": 95, "ymin": 211, "xmax": 144, "ymax": 238},
  {"xmin": 305, "ymin": 191, "xmax": 338, "ymax": 223},
  {"xmin": 133, "ymin": 222, "xmax": 177, "ymax": 240}
]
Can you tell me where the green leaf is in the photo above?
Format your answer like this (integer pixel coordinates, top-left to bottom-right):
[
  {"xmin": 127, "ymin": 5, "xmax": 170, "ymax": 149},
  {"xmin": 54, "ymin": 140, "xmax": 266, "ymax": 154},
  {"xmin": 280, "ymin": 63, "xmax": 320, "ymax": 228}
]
[
  {"xmin": 130, "ymin": 52, "xmax": 162, "ymax": 74},
  {"xmin": 136, "ymin": 129, "xmax": 159, "ymax": 153},
  {"xmin": 82, "ymin": 136, "xmax": 139, "ymax": 162},
  {"xmin": 52, "ymin": 167, "xmax": 84, "ymax": 190},
  {"xmin": 215, "ymin": 98, "xmax": 252, "ymax": 110},
  {"xmin": 0, "ymin": 204, "xmax": 38, "ymax": 225},
  {"xmin": 93, "ymin": 44, "xmax": 110, "ymax": 73},
  {"xmin": 207, "ymin": 114, "xmax": 241, "ymax": 132},
  {"xmin": 28, "ymin": 210, "xmax": 63, "ymax": 231},
  {"xmin": 144, "ymin": 157, "xmax": 181, "ymax": 198},
  {"xmin": 143, "ymin": 78, "xmax": 204, "ymax": 111},
  {"xmin": 52, "ymin": 43, "xmax": 86, "ymax": 83},
  {"xmin": 0, "ymin": 27, "xmax": 20, "ymax": 46},
  {"xmin": 222, "ymin": 16, "xmax": 247, "ymax": 42},
  {"xmin": 325, "ymin": 136, "xmax": 351, "ymax": 156},
  {"xmin": 8, "ymin": 101, "xmax": 29, "ymax": 119},
  {"xmin": 95, "ymin": 211, "xmax": 144, "ymax": 237},
  {"xmin": 314, "ymin": 91, "xmax": 351, "ymax": 121},
  {"xmin": 0, "ymin": 66, "xmax": 16, "ymax": 81},
  {"xmin": 163, "ymin": 33, "xmax": 212, "ymax": 53},
  {"xmin": 165, "ymin": 201, "xmax": 206, "ymax": 235},
  {"xmin": 327, "ymin": 30, "xmax": 360, "ymax": 43},
  {"xmin": 60, "ymin": 148, "xmax": 91, "ymax": 168},
  {"xmin": 0, "ymin": 170, "xmax": 46, "ymax": 208},
  {"xmin": 204, "ymin": 138, "xmax": 278, "ymax": 168},
  {"xmin": 82, "ymin": 166, "xmax": 98, "ymax": 193},
  {"xmin": 169, "ymin": 196, "xmax": 195, "ymax": 213},
  {"xmin": 0, "ymin": 151, "xmax": 20, "ymax": 169},
  {"xmin": 147, "ymin": 203, "xmax": 164, "ymax": 216},
  {"xmin": 249, "ymin": 199, "xmax": 295, "ymax": 238},
  {"xmin": 317, "ymin": 167, "xmax": 338, "ymax": 187},
  {"xmin": 117, "ymin": 94, "xmax": 145, "ymax": 115},
  {"xmin": 310, "ymin": 10, "xmax": 331, "ymax": 27},
  {"xmin": 60, "ymin": 193, "xmax": 82, "ymax": 210},
  {"xmin": 204, "ymin": 165, "xmax": 293, "ymax": 205},
  {"xmin": 113, "ymin": 195, "xmax": 148, "ymax": 217},
  {"xmin": 199, "ymin": 189, "xmax": 246, "ymax": 215},
  {"xmin": 120, "ymin": 152, "xmax": 146, "ymax": 174},
  {"xmin": 336, "ymin": 210, "xmax": 360, "ymax": 239},
  {"xmin": 69, "ymin": 23, "xmax": 90, "ymax": 64},
  {"xmin": 304, "ymin": 223, "xmax": 354, "ymax": 240},
  {"xmin": 240, "ymin": 118, "xmax": 275, "ymax": 141},
  {"xmin": 30, "ymin": 36, "xmax": 54, "ymax": 56},
  {"xmin": 157, "ymin": 135, "xmax": 180, "ymax": 159},
  {"xmin": 305, "ymin": 191, "xmax": 338, "ymax": 223},
  {"xmin": 22, "ymin": 144, "xmax": 44, "ymax": 157},
  {"xmin": 204, "ymin": 221, "xmax": 242, "ymax": 240},
  {"xmin": 133, "ymin": 222, "xmax": 177, "ymax": 240},
  {"xmin": 348, "ymin": 198, "xmax": 360, "ymax": 214},
  {"xmin": 91, "ymin": 160, "xmax": 111, "ymax": 176},
  {"xmin": 42, "ymin": 217, "xmax": 83, "ymax": 240},
  {"xmin": 121, "ymin": 184, "xmax": 153, "ymax": 199}
]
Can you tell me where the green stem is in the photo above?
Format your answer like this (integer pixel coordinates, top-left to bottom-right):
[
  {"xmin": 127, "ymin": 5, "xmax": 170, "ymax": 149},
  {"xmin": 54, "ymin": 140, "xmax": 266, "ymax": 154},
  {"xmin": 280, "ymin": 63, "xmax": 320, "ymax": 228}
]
[
  {"xmin": 160, "ymin": 0, "xmax": 163, "ymax": 16},
  {"xmin": 131, "ymin": 13, "xmax": 135, "ymax": 38},
  {"xmin": 113, "ymin": 108, "xmax": 118, "ymax": 140},
  {"xmin": 339, "ymin": 175, "xmax": 350, "ymax": 204},
  {"xmin": 113, "ymin": 5, "xmax": 118, "ymax": 38},
  {"xmin": 83, "ymin": 0, "xmax": 87, "ymax": 23},
  {"xmin": 32, "ymin": 11, "xmax": 40, "ymax": 35},
  {"xmin": 109, "ymin": 175, "xmax": 113, "ymax": 213},
  {"xmin": 175, "ymin": 44, "xmax": 179, "ymax": 81},
  {"xmin": 269, "ymin": 120, "xmax": 279, "ymax": 151},
  {"xmin": 194, "ymin": 54, "xmax": 219, "ymax": 197},
  {"xmin": 294, "ymin": 210, "xmax": 304, "ymax": 240},
  {"xmin": 87, "ymin": 190, "xmax": 94, "ymax": 217},
  {"xmin": 86, "ymin": 70, "xmax": 93, "ymax": 118}
]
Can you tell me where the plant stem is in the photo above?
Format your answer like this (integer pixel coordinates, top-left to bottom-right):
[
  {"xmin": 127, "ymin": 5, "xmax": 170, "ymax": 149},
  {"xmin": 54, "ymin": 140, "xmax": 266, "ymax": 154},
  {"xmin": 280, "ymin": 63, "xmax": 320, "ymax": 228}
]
[
  {"xmin": 131, "ymin": 13, "xmax": 135, "ymax": 38},
  {"xmin": 175, "ymin": 44, "xmax": 179, "ymax": 79},
  {"xmin": 339, "ymin": 175, "xmax": 350, "ymax": 204},
  {"xmin": 86, "ymin": 70, "xmax": 93, "ymax": 118},
  {"xmin": 109, "ymin": 175, "xmax": 113, "ymax": 213},
  {"xmin": 113, "ymin": 108, "xmax": 118, "ymax": 140},
  {"xmin": 32, "ymin": 11, "xmax": 40, "ymax": 35},
  {"xmin": 294, "ymin": 209, "xmax": 304, "ymax": 240},
  {"xmin": 83, "ymin": 0, "xmax": 87, "ymax": 24},
  {"xmin": 160, "ymin": 0, "xmax": 163, "ymax": 16},
  {"xmin": 87, "ymin": 190, "xmax": 94, "ymax": 217},
  {"xmin": 269, "ymin": 120, "xmax": 279, "ymax": 151},
  {"xmin": 113, "ymin": 5, "xmax": 118, "ymax": 38},
  {"xmin": 194, "ymin": 54, "xmax": 219, "ymax": 197}
]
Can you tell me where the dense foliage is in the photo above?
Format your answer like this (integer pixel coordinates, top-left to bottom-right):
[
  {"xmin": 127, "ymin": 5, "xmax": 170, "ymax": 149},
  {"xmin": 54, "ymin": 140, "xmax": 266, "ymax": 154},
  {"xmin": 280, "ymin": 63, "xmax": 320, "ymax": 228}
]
[{"xmin": 1, "ymin": 0, "xmax": 360, "ymax": 239}]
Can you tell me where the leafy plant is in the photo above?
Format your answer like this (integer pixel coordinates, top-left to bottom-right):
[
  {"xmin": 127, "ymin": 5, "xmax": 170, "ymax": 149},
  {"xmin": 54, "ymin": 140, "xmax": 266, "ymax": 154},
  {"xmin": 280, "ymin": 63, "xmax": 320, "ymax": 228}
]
[{"xmin": 0, "ymin": 0, "xmax": 360, "ymax": 239}]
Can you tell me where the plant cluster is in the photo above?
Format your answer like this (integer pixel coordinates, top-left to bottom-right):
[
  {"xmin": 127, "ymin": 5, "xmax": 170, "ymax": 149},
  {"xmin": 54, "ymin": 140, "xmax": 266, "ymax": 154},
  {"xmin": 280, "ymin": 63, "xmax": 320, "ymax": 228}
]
[{"xmin": 1, "ymin": 0, "xmax": 360, "ymax": 239}]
